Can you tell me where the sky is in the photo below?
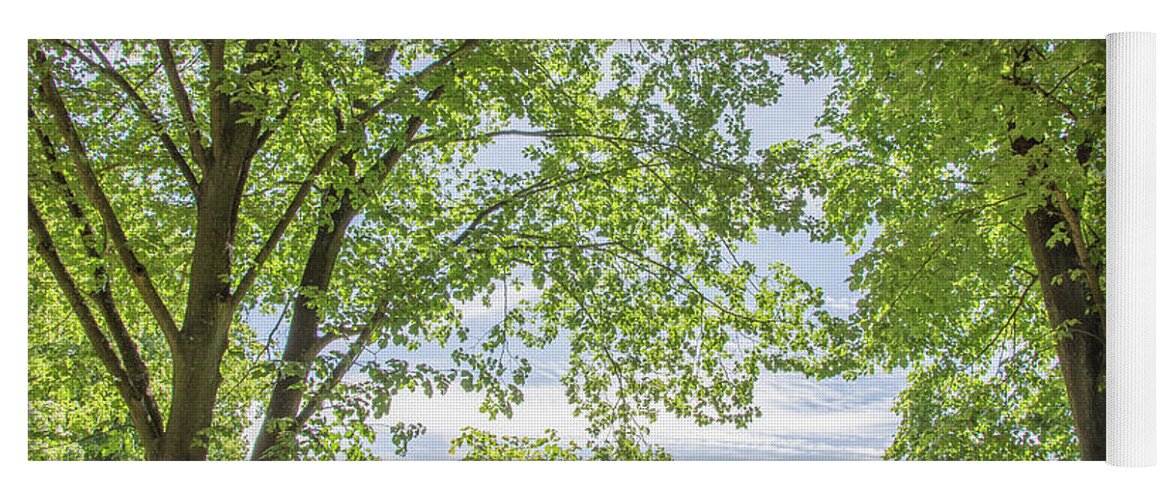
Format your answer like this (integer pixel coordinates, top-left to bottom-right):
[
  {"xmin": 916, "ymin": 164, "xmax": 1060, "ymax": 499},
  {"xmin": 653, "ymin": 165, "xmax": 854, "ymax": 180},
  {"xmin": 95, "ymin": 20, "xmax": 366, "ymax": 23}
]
[{"xmin": 245, "ymin": 60, "xmax": 908, "ymax": 460}]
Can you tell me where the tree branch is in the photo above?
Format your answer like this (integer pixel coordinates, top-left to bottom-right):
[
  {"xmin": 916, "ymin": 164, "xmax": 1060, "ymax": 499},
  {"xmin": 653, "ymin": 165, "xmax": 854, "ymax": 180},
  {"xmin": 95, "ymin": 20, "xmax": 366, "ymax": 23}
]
[
  {"xmin": 157, "ymin": 39, "xmax": 210, "ymax": 170},
  {"xmin": 467, "ymin": 239, "xmax": 623, "ymax": 255},
  {"xmin": 1002, "ymin": 48, "xmax": 1079, "ymax": 122},
  {"xmin": 33, "ymin": 48, "xmax": 181, "ymax": 347},
  {"xmin": 253, "ymin": 48, "xmax": 458, "ymax": 456},
  {"xmin": 449, "ymin": 162, "xmax": 659, "ymax": 248},
  {"xmin": 28, "ymin": 198, "xmax": 164, "ymax": 458},
  {"xmin": 603, "ymin": 242, "xmax": 768, "ymax": 325},
  {"xmin": 31, "ymin": 108, "xmax": 164, "ymax": 440},
  {"xmin": 359, "ymin": 84, "xmax": 446, "ymax": 189},
  {"xmin": 52, "ymin": 39, "xmax": 201, "ymax": 197},
  {"xmin": 547, "ymin": 132, "xmax": 748, "ymax": 176},
  {"xmin": 974, "ymin": 273, "xmax": 1039, "ymax": 362},
  {"xmin": 1049, "ymin": 62, "xmax": 1087, "ymax": 98},
  {"xmin": 295, "ymin": 300, "xmax": 390, "ymax": 427},
  {"xmin": 224, "ymin": 41, "xmax": 288, "ymax": 261},
  {"xmin": 641, "ymin": 161, "xmax": 761, "ymax": 296},
  {"xmin": 441, "ymin": 128, "xmax": 746, "ymax": 253},
  {"xmin": 256, "ymin": 91, "xmax": 300, "ymax": 151},
  {"xmin": 946, "ymin": 192, "xmax": 1028, "ymax": 221},
  {"xmin": 549, "ymin": 268, "xmax": 637, "ymax": 416},
  {"xmin": 234, "ymin": 45, "xmax": 454, "ymax": 305},
  {"xmin": 409, "ymin": 128, "xmax": 566, "ymax": 146},
  {"xmin": 417, "ymin": 128, "xmax": 743, "ymax": 175},
  {"xmin": 233, "ymin": 144, "xmax": 343, "ymax": 306},
  {"xmin": 232, "ymin": 84, "xmax": 440, "ymax": 305},
  {"xmin": 203, "ymin": 39, "xmax": 228, "ymax": 157},
  {"xmin": 450, "ymin": 179, "xmax": 553, "ymax": 248},
  {"xmin": 356, "ymin": 39, "xmax": 480, "ymax": 124}
]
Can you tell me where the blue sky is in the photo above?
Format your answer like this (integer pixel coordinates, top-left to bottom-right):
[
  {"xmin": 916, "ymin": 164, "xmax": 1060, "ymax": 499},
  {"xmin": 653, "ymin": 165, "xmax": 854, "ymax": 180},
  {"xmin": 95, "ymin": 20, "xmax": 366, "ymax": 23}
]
[{"xmin": 245, "ymin": 64, "xmax": 907, "ymax": 460}]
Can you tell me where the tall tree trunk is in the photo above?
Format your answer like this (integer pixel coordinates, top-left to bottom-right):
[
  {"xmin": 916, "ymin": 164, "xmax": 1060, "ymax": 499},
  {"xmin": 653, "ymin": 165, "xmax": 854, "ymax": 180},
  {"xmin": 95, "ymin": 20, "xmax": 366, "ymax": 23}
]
[
  {"xmin": 249, "ymin": 41, "xmax": 413, "ymax": 460},
  {"xmin": 250, "ymin": 193, "xmax": 357, "ymax": 460},
  {"xmin": 249, "ymin": 140, "xmax": 426, "ymax": 461},
  {"xmin": 1022, "ymin": 203, "xmax": 1106, "ymax": 460},
  {"xmin": 160, "ymin": 135, "xmax": 258, "ymax": 459},
  {"xmin": 158, "ymin": 40, "xmax": 267, "ymax": 460},
  {"xmin": 159, "ymin": 167, "xmax": 239, "ymax": 460},
  {"xmin": 1014, "ymin": 138, "xmax": 1106, "ymax": 461}
]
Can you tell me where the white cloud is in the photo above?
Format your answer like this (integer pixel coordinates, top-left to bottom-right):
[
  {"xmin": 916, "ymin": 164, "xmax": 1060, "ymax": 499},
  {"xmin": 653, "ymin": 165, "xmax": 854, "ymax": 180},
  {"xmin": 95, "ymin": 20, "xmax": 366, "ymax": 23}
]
[{"xmin": 372, "ymin": 370, "xmax": 904, "ymax": 460}]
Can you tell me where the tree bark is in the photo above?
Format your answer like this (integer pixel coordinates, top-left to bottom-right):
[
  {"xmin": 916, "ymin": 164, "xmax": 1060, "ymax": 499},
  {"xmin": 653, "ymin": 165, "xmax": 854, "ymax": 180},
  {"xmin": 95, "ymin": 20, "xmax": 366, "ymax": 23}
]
[
  {"xmin": 159, "ymin": 163, "xmax": 240, "ymax": 460},
  {"xmin": 1022, "ymin": 204, "xmax": 1106, "ymax": 460},
  {"xmin": 1014, "ymin": 137, "xmax": 1106, "ymax": 461},
  {"xmin": 250, "ymin": 119, "xmax": 431, "ymax": 460}
]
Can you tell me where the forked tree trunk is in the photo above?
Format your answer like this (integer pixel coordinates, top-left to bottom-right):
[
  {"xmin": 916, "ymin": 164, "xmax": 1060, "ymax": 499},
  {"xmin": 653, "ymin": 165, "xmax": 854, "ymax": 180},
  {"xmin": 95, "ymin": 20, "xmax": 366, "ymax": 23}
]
[
  {"xmin": 250, "ymin": 45, "xmax": 389, "ymax": 462},
  {"xmin": 157, "ymin": 40, "xmax": 267, "ymax": 460}
]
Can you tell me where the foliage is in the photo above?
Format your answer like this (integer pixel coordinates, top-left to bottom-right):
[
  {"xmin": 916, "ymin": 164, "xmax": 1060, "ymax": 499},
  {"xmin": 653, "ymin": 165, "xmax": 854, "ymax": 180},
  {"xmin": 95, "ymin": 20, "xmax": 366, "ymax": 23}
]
[
  {"xmin": 451, "ymin": 427, "xmax": 671, "ymax": 461},
  {"xmin": 452, "ymin": 428, "xmax": 585, "ymax": 460}
]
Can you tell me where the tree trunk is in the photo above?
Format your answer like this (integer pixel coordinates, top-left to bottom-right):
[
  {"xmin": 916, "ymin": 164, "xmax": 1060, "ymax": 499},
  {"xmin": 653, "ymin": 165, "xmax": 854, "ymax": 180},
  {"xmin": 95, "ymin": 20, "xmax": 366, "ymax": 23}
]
[
  {"xmin": 250, "ymin": 194, "xmax": 357, "ymax": 460},
  {"xmin": 1013, "ymin": 137, "xmax": 1106, "ymax": 461},
  {"xmin": 248, "ymin": 42, "xmax": 413, "ymax": 460},
  {"xmin": 1022, "ymin": 203, "xmax": 1107, "ymax": 460},
  {"xmin": 159, "ymin": 143, "xmax": 251, "ymax": 460},
  {"xmin": 158, "ymin": 190, "xmax": 234, "ymax": 459},
  {"xmin": 158, "ymin": 40, "xmax": 266, "ymax": 459}
]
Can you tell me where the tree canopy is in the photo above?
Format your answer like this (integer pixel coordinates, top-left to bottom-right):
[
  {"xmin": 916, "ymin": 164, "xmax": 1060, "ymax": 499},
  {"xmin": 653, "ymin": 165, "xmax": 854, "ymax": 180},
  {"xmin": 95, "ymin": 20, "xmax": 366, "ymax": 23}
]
[
  {"xmin": 27, "ymin": 39, "xmax": 1105, "ymax": 460},
  {"xmin": 769, "ymin": 39, "xmax": 1105, "ymax": 459}
]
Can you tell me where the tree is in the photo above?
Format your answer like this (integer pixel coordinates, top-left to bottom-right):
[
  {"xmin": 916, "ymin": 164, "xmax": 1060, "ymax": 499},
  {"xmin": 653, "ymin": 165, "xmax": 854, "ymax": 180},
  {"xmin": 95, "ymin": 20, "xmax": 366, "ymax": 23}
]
[
  {"xmin": 768, "ymin": 40, "xmax": 1105, "ymax": 459},
  {"xmin": 28, "ymin": 39, "xmax": 822, "ymax": 460}
]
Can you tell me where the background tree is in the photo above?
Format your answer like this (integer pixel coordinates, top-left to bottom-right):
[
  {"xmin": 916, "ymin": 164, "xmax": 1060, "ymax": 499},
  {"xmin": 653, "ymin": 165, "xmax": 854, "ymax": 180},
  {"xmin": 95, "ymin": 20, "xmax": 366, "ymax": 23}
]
[
  {"xmin": 28, "ymin": 39, "xmax": 819, "ymax": 460},
  {"xmin": 770, "ymin": 40, "xmax": 1105, "ymax": 459}
]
